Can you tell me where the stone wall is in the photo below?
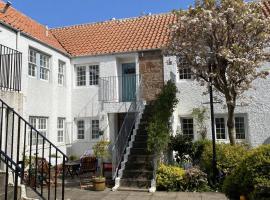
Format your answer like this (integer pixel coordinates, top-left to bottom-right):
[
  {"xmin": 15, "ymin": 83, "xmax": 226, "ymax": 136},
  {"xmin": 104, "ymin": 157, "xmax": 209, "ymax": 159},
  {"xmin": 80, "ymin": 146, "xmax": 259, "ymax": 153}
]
[{"xmin": 139, "ymin": 50, "xmax": 164, "ymax": 102}]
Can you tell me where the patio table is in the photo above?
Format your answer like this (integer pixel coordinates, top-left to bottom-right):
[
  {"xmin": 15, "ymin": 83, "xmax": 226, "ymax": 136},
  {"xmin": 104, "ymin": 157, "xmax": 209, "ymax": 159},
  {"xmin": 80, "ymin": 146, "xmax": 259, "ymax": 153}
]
[{"xmin": 65, "ymin": 160, "xmax": 80, "ymax": 178}]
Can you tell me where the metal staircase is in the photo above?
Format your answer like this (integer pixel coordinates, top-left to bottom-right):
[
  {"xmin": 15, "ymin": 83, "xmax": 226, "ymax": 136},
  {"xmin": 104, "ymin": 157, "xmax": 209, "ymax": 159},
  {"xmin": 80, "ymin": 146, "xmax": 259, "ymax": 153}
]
[{"xmin": 0, "ymin": 44, "xmax": 67, "ymax": 199}]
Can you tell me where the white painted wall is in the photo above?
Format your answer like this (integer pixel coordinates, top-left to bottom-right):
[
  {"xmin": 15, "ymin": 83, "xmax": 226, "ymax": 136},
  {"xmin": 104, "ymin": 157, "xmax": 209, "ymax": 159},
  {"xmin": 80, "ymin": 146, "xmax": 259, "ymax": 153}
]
[{"xmin": 164, "ymin": 56, "xmax": 270, "ymax": 147}]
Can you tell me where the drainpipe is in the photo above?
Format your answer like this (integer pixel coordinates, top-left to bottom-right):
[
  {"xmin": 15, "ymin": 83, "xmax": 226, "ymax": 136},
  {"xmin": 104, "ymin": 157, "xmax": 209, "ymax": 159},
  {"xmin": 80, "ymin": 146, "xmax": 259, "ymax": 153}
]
[{"xmin": 16, "ymin": 31, "xmax": 20, "ymax": 50}]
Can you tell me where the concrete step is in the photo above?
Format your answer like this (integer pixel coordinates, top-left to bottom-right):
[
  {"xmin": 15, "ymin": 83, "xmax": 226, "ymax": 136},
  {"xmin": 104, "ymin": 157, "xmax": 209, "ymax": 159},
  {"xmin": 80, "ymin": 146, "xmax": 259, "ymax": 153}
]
[
  {"xmin": 117, "ymin": 186, "xmax": 149, "ymax": 192},
  {"xmin": 125, "ymin": 162, "xmax": 153, "ymax": 171},
  {"xmin": 130, "ymin": 148, "xmax": 149, "ymax": 155},
  {"xmin": 127, "ymin": 155, "xmax": 154, "ymax": 163},
  {"xmin": 132, "ymin": 141, "xmax": 147, "ymax": 148},
  {"xmin": 120, "ymin": 178, "xmax": 151, "ymax": 188},
  {"xmin": 134, "ymin": 135, "xmax": 147, "ymax": 142},
  {"xmin": 122, "ymin": 170, "xmax": 152, "ymax": 179},
  {"xmin": 0, "ymin": 173, "xmax": 20, "ymax": 200}
]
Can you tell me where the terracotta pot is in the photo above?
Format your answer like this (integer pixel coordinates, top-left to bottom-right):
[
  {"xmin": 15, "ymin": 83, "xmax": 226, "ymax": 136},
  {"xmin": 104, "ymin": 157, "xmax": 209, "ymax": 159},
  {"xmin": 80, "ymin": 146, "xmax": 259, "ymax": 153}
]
[
  {"xmin": 93, "ymin": 177, "xmax": 106, "ymax": 191},
  {"xmin": 240, "ymin": 195, "xmax": 247, "ymax": 200}
]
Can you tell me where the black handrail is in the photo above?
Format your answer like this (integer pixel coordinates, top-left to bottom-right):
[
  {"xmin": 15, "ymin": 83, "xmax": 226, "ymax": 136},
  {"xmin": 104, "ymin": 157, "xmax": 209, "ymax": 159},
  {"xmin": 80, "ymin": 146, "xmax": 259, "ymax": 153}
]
[
  {"xmin": 0, "ymin": 44, "xmax": 22, "ymax": 92},
  {"xmin": 0, "ymin": 98, "xmax": 68, "ymax": 200}
]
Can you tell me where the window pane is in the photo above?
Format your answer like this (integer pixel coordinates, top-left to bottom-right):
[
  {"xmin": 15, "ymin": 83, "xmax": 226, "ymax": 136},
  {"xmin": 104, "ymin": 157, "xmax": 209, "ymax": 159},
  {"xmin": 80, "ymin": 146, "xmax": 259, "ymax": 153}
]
[
  {"xmin": 235, "ymin": 117, "xmax": 245, "ymax": 139},
  {"xmin": 92, "ymin": 120, "xmax": 99, "ymax": 139},
  {"xmin": 58, "ymin": 61, "xmax": 65, "ymax": 85},
  {"xmin": 182, "ymin": 118, "xmax": 194, "ymax": 139},
  {"xmin": 29, "ymin": 117, "xmax": 47, "ymax": 145},
  {"xmin": 77, "ymin": 66, "xmax": 86, "ymax": 86},
  {"xmin": 89, "ymin": 65, "xmax": 99, "ymax": 85},
  {"xmin": 179, "ymin": 68, "xmax": 192, "ymax": 80},
  {"xmin": 215, "ymin": 118, "xmax": 226, "ymax": 139},
  {"xmin": 77, "ymin": 120, "xmax": 85, "ymax": 139}
]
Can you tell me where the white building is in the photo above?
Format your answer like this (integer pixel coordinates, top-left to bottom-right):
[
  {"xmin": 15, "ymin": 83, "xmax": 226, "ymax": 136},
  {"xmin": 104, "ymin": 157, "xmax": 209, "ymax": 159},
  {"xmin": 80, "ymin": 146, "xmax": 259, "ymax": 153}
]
[{"xmin": 0, "ymin": 1, "xmax": 269, "ymax": 161}]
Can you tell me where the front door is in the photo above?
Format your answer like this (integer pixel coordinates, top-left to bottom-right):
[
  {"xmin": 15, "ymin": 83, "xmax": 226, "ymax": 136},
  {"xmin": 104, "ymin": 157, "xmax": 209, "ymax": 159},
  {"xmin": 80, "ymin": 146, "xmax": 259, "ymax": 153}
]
[{"xmin": 122, "ymin": 63, "xmax": 136, "ymax": 102}]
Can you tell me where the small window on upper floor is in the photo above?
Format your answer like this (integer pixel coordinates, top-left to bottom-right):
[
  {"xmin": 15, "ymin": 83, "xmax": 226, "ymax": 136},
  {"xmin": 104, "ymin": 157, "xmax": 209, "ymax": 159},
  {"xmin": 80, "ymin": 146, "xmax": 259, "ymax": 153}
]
[
  {"xmin": 58, "ymin": 60, "xmax": 65, "ymax": 86},
  {"xmin": 28, "ymin": 48, "xmax": 50, "ymax": 81},
  {"xmin": 76, "ymin": 66, "xmax": 86, "ymax": 86},
  {"xmin": 89, "ymin": 65, "xmax": 99, "ymax": 85}
]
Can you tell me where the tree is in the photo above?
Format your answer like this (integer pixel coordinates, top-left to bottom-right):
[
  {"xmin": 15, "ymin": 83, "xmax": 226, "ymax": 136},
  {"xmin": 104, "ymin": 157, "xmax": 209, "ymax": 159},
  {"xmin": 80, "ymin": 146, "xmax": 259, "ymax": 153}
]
[{"xmin": 167, "ymin": 0, "xmax": 270, "ymax": 145}]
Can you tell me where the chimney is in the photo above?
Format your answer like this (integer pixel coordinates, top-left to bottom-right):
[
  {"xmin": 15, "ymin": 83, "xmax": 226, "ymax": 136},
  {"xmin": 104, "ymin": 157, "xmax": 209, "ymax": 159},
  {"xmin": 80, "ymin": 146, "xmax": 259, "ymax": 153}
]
[
  {"xmin": 45, "ymin": 25, "xmax": 49, "ymax": 37},
  {"xmin": 0, "ymin": 1, "xmax": 11, "ymax": 14}
]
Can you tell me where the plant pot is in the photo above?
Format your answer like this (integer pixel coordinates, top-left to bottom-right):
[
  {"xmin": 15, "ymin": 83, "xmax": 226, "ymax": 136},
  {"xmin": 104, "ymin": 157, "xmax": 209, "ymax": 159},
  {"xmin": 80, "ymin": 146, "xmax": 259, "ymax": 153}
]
[
  {"xmin": 93, "ymin": 177, "xmax": 106, "ymax": 191},
  {"xmin": 240, "ymin": 195, "xmax": 247, "ymax": 200}
]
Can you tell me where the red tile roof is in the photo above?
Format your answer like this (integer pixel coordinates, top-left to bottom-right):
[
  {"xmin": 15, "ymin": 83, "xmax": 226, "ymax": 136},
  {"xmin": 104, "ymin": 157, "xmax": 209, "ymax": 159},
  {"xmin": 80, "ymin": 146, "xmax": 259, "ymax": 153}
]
[
  {"xmin": 262, "ymin": 0, "xmax": 270, "ymax": 17},
  {"xmin": 0, "ymin": 1, "xmax": 67, "ymax": 54},
  {"xmin": 0, "ymin": 1, "xmax": 268, "ymax": 57},
  {"xmin": 51, "ymin": 14, "xmax": 176, "ymax": 57}
]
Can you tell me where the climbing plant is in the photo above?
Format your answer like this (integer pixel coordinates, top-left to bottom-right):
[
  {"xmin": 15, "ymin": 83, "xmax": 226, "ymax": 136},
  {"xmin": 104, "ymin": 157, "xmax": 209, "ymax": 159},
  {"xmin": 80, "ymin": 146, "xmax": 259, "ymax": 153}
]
[
  {"xmin": 147, "ymin": 80, "xmax": 178, "ymax": 155},
  {"xmin": 192, "ymin": 107, "xmax": 208, "ymax": 139}
]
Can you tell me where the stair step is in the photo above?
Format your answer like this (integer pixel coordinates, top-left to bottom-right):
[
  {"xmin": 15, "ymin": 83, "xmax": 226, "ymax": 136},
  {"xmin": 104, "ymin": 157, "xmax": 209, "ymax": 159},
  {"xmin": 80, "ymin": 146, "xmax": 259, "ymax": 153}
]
[
  {"xmin": 128, "ymin": 155, "xmax": 154, "ymax": 163},
  {"xmin": 132, "ymin": 141, "xmax": 147, "ymax": 148},
  {"xmin": 134, "ymin": 135, "xmax": 147, "ymax": 142},
  {"xmin": 122, "ymin": 170, "xmax": 153, "ymax": 179},
  {"xmin": 120, "ymin": 179, "xmax": 151, "ymax": 188},
  {"xmin": 118, "ymin": 186, "xmax": 149, "ymax": 192},
  {"xmin": 130, "ymin": 148, "xmax": 150, "ymax": 155},
  {"xmin": 125, "ymin": 162, "xmax": 153, "ymax": 170}
]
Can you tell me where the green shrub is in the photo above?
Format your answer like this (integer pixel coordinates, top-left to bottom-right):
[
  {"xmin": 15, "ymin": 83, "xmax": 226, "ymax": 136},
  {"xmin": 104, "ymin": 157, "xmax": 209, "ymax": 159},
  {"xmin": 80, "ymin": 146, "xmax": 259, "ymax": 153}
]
[
  {"xmin": 147, "ymin": 81, "xmax": 178, "ymax": 154},
  {"xmin": 183, "ymin": 166, "xmax": 211, "ymax": 192},
  {"xmin": 170, "ymin": 136, "xmax": 211, "ymax": 165},
  {"xmin": 156, "ymin": 164, "xmax": 185, "ymax": 191},
  {"xmin": 200, "ymin": 143, "xmax": 249, "ymax": 179},
  {"xmin": 223, "ymin": 145, "xmax": 270, "ymax": 200}
]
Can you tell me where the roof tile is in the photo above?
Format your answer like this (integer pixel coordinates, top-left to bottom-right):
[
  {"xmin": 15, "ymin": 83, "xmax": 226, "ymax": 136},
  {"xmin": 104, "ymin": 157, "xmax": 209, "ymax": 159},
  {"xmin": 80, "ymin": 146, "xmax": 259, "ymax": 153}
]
[{"xmin": 0, "ymin": 1, "xmax": 67, "ymax": 54}]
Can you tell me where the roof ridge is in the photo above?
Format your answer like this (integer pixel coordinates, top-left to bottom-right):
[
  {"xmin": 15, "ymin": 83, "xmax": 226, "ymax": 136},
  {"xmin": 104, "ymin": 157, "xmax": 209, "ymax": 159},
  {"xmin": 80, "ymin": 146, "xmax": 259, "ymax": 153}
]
[{"xmin": 50, "ymin": 12, "xmax": 173, "ymax": 31}]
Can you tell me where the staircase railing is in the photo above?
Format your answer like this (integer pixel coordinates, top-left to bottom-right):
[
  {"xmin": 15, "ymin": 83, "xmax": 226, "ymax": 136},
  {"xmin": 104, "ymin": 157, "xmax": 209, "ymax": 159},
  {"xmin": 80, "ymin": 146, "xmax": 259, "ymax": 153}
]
[
  {"xmin": 0, "ymin": 98, "xmax": 67, "ymax": 200},
  {"xmin": 0, "ymin": 44, "xmax": 22, "ymax": 92},
  {"xmin": 112, "ymin": 76, "xmax": 144, "ymax": 179},
  {"xmin": 0, "ymin": 149, "xmax": 22, "ymax": 200},
  {"xmin": 99, "ymin": 74, "xmax": 140, "ymax": 102}
]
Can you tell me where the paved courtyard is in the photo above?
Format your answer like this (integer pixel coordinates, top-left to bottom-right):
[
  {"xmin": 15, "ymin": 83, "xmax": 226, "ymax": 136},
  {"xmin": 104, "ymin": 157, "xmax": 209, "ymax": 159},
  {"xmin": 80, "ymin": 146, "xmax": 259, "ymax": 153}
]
[{"xmin": 63, "ymin": 189, "xmax": 228, "ymax": 200}]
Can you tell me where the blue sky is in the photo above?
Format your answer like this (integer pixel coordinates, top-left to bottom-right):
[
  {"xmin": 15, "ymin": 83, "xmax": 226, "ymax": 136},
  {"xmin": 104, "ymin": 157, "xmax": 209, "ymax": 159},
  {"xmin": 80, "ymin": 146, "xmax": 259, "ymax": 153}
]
[{"xmin": 7, "ymin": 0, "xmax": 194, "ymax": 28}]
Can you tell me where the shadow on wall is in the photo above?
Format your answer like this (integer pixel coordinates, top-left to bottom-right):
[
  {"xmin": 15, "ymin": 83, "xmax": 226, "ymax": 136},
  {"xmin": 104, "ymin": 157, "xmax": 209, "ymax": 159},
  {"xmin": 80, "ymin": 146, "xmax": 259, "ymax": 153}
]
[{"xmin": 263, "ymin": 137, "xmax": 270, "ymax": 144}]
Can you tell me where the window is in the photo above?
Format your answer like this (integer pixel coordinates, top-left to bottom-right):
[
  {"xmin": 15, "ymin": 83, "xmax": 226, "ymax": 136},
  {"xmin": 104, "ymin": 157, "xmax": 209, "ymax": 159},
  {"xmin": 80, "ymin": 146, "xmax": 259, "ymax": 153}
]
[
  {"xmin": 179, "ymin": 68, "xmax": 192, "ymax": 80},
  {"xmin": 215, "ymin": 116, "xmax": 246, "ymax": 140},
  {"xmin": 89, "ymin": 65, "xmax": 99, "ymax": 85},
  {"xmin": 215, "ymin": 118, "xmax": 226, "ymax": 139},
  {"xmin": 28, "ymin": 49, "xmax": 37, "ymax": 77},
  {"xmin": 58, "ymin": 61, "xmax": 65, "ymax": 85},
  {"xmin": 40, "ymin": 54, "xmax": 50, "ymax": 80},
  {"xmin": 76, "ymin": 66, "xmax": 86, "ymax": 86},
  {"xmin": 29, "ymin": 117, "xmax": 48, "ymax": 145},
  {"xmin": 77, "ymin": 120, "xmax": 85, "ymax": 139},
  {"xmin": 181, "ymin": 118, "xmax": 194, "ymax": 139},
  {"xmin": 92, "ymin": 120, "xmax": 99, "ymax": 139},
  {"xmin": 235, "ymin": 117, "xmax": 245, "ymax": 139},
  {"xmin": 28, "ymin": 48, "xmax": 50, "ymax": 80},
  {"xmin": 57, "ymin": 118, "xmax": 65, "ymax": 143}
]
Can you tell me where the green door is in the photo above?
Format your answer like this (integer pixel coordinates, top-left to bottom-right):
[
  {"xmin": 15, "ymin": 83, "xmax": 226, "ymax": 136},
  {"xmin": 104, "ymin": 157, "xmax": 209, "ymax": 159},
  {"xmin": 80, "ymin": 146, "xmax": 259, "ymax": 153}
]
[{"xmin": 122, "ymin": 63, "xmax": 136, "ymax": 102}]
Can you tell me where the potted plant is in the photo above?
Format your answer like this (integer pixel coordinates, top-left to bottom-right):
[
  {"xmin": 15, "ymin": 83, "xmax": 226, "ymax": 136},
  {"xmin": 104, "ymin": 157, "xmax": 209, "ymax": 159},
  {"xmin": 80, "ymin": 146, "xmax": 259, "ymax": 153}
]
[{"xmin": 92, "ymin": 140, "xmax": 110, "ymax": 191}]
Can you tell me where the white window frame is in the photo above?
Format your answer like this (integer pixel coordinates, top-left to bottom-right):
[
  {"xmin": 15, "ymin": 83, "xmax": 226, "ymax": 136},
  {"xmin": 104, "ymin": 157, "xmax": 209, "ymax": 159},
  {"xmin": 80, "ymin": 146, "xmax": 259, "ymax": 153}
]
[
  {"xmin": 76, "ymin": 66, "xmax": 86, "ymax": 86},
  {"xmin": 179, "ymin": 68, "xmax": 193, "ymax": 80},
  {"xmin": 181, "ymin": 118, "xmax": 194, "ymax": 139},
  {"xmin": 91, "ymin": 120, "xmax": 100, "ymax": 139},
  {"xmin": 29, "ymin": 117, "xmax": 48, "ymax": 146},
  {"xmin": 57, "ymin": 118, "xmax": 65, "ymax": 143},
  {"xmin": 77, "ymin": 120, "xmax": 85, "ymax": 140},
  {"xmin": 58, "ymin": 60, "xmax": 65, "ymax": 86},
  {"xmin": 89, "ymin": 65, "xmax": 99, "ymax": 85},
  {"xmin": 215, "ymin": 114, "xmax": 247, "ymax": 141},
  {"xmin": 28, "ymin": 48, "xmax": 51, "ymax": 81}
]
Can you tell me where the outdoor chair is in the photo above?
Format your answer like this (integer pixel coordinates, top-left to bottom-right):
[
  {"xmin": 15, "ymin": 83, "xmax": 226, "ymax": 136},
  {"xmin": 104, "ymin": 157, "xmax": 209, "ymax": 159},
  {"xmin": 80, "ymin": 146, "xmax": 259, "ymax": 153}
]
[
  {"xmin": 36, "ymin": 158, "xmax": 59, "ymax": 187},
  {"xmin": 79, "ymin": 156, "xmax": 97, "ymax": 189}
]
